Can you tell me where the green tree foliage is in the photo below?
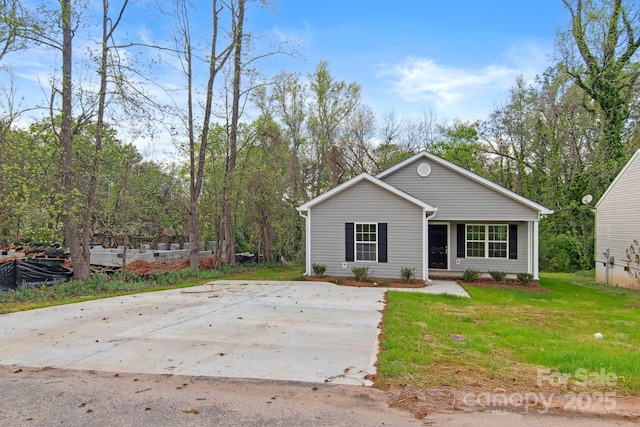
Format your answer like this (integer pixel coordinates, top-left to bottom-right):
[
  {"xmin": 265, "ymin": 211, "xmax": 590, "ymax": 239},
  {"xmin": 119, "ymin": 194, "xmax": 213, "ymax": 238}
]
[
  {"xmin": 2, "ymin": 1, "xmax": 640, "ymax": 276},
  {"xmin": 560, "ymin": 0, "xmax": 640, "ymax": 183}
]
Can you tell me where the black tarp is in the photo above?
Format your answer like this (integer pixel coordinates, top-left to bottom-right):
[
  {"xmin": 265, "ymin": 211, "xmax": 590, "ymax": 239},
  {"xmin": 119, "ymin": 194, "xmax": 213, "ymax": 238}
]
[{"xmin": 0, "ymin": 260, "xmax": 73, "ymax": 291}]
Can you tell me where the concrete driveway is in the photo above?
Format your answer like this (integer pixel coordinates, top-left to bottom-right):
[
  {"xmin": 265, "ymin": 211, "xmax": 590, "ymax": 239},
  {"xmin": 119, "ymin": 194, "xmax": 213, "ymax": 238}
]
[{"xmin": 0, "ymin": 281, "xmax": 387, "ymax": 386}]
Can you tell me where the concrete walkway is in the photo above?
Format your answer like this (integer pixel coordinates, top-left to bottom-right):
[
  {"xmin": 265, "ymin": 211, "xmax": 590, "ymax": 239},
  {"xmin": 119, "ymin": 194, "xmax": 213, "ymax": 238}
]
[{"xmin": 0, "ymin": 280, "xmax": 468, "ymax": 387}]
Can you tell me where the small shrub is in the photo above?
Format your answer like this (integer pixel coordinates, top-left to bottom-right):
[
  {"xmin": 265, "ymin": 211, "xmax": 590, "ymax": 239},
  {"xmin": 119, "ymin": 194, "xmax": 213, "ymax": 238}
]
[
  {"xmin": 377, "ymin": 280, "xmax": 390, "ymax": 286},
  {"xmin": 351, "ymin": 266, "xmax": 371, "ymax": 281},
  {"xmin": 462, "ymin": 268, "xmax": 481, "ymax": 282},
  {"xmin": 328, "ymin": 277, "xmax": 343, "ymax": 285},
  {"xmin": 517, "ymin": 273, "xmax": 534, "ymax": 285},
  {"xmin": 311, "ymin": 263, "xmax": 327, "ymax": 276},
  {"xmin": 489, "ymin": 270, "xmax": 507, "ymax": 282},
  {"xmin": 400, "ymin": 266, "xmax": 416, "ymax": 283}
]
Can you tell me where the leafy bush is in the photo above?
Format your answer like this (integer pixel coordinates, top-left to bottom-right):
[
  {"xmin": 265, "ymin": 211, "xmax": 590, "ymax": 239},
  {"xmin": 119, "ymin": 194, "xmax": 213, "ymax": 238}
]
[
  {"xmin": 399, "ymin": 266, "xmax": 416, "ymax": 283},
  {"xmin": 462, "ymin": 268, "xmax": 481, "ymax": 282},
  {"xmin": 311, "ymin": 263, "xmax": 326, "ymax": 275},
  {"xmin": 517, "ymin": 273, "xmax": 534, "ymax": 285},
  {"xmin": 377, "ymin": 280, "xmax": 389, "ymax": 286},
  {"xmin": 539, "ymin": 232, "xmax": 590, "ymax": 272},
  {"xmin": 489, "ymin": 270, "xmax": 507, "ymax": 282},
  {"xmin": 328, "ymin": 277, "xmax": 343, "ymax": 285},
  {"xmin": 351, "ymin": 266, "xmax": 371, "ymax": 281}
]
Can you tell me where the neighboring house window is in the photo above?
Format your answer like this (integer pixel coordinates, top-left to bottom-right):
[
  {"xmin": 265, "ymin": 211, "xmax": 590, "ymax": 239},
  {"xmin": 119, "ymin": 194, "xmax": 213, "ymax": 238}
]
[
  {"xmin": 466, "ymin": 225, "xmax": 508, "ymax": 258},
  {"xmin": 356, "ymin": 223, "xmax": 377, "ymax": 261}
]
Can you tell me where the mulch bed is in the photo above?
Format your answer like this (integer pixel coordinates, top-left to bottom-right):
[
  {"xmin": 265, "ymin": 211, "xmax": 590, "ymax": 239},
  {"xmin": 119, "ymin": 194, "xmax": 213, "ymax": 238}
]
[
  {"xmin": 304, "ymin": 275, "xmax": 426, "ymax": 288},
  {"xmin": 459, "ymin": 279, "xmax": 548, "ymax": 292},
  {"xmin": 305, "ymin": 275, "xmax": 548, "ymax": 292}
]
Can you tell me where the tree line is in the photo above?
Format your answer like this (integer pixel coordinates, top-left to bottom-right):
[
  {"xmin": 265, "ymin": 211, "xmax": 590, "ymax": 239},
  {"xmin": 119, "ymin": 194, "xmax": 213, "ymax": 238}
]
[{"xmin": 1, "ymin": 0, "xmax": 639, "ymax": 278}]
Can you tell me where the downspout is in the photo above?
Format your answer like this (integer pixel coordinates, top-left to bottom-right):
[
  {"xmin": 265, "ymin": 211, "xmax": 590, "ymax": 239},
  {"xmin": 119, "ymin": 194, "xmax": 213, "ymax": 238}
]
[
  {"xmin": 297, "ymin": 209, "xmax": 310, "ymax": 276},
  {"xmin": 424, "ymin": 209, "xmax": 438, "ymax": 283}
]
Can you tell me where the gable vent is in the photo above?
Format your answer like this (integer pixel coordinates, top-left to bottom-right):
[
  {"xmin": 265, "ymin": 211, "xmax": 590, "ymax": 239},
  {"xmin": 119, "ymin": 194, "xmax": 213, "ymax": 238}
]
[{"xmin": 417, "ymin": 162, "xmax": 431, "ymax": 177}]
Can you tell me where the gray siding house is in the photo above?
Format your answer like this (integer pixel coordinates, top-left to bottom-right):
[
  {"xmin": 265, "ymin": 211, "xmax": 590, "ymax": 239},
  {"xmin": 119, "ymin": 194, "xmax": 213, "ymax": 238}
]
[
  {"xmin": 297, "ymin": 152, "xmax": 553, "ymax": 281},
  {"xmin": 595, "ymin": 149, "xmax": 640, "ymax": 289}
]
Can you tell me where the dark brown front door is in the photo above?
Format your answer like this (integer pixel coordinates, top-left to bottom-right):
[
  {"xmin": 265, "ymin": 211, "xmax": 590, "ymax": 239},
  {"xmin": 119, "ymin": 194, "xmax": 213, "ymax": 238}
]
[{"xmin": 428, "ymin": 225, "xmax": 447, "ymax": 269}]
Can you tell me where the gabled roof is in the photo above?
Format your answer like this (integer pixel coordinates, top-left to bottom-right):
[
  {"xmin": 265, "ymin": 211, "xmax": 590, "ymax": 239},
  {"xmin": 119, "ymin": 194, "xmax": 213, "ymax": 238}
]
[
  {"xmin": 376, "ymin": 151, "xmax": 554, "ymax": 215},
  {"xmin": 595, "ymin": 148, "xmax": 640, "ymax": 209},
  {"xmin": 297, "ymin": 173, "xmax": 436, "ymax": 212}
]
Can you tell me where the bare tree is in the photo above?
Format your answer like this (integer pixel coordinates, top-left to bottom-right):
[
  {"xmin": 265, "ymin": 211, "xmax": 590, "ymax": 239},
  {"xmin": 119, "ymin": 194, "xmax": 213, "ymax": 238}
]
[
  {"xmin": 166, "ymin": 0, "xmax": 235, "ymax": 269},
  {"xmin": 219, "ymin": 0, "xmax": 246, "ymax": 265}
]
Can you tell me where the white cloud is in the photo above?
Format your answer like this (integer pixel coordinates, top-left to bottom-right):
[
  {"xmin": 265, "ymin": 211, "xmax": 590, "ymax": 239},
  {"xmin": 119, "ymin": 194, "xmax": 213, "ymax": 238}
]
[{"xmin": 377, "ymin": 57, "xmax": 518, "ymax": 108}]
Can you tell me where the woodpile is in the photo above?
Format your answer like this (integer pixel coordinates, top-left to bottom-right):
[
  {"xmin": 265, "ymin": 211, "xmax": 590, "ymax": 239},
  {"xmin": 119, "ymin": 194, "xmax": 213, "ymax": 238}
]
[{"xmin": 3, "ymin": 242, "xmax": 70, "ymax": 264}]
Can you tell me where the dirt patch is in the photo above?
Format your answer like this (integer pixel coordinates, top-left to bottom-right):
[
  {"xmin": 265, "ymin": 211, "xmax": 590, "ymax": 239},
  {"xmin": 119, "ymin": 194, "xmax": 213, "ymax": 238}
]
[
  {"xmin": 385, "ymin": 383, "xmax": 640, "ymax": 421},
  {"xmin": 304, "ymin": 275, "xmax": 426, "ymax": 288}
]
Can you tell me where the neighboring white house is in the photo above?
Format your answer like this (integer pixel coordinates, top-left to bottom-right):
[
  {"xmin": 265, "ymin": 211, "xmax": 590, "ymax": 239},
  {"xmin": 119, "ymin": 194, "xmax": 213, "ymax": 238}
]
[
  {"xmin": 297, "ymin": 151, "xmax": 553, "ymax": 282},
  {"xmin": 595, "ymin": 149, "xmax": 640, "ymax": 289}
]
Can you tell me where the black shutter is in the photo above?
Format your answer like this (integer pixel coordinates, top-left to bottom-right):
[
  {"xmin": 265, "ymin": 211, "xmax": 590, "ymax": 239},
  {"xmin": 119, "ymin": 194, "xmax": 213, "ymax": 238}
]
[
  {"xmin": 345, "ymin": 222, "xmax": 354, "ymax": 262},
  {"xmin": 509, "ymin": 224, "xmax": 518, "ymax": 259},
  {"xmin": 378, "ymin": 223, "xmax": 388, "ymax": 263},
  {"xmin": 457, "ymin": 224, "xmax": 466, "ymax": 258}
]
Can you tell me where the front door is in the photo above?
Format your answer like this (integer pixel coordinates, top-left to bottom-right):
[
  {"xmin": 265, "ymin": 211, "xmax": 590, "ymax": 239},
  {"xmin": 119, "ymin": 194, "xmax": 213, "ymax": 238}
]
[{"xmin": 428, "ymin": 225, "xmax": 448, "ymax": 269}]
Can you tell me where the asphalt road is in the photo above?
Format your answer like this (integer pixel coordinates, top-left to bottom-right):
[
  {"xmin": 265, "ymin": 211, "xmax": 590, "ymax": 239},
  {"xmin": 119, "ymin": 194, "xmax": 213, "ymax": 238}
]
[{"xmin": 0, "ymin": 365, "xmax": 636, "ymax": 427}]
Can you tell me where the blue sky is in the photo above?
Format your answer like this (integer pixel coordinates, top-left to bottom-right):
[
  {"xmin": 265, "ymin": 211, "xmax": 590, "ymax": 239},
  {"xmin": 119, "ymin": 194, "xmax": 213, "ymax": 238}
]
[
  {"xmin": 246, "ymin": 0, "xmax": 569, "ymax": 121},
  {"xmin": 4, "ymin": 1, "xmax": 571, "ymax": 159}
]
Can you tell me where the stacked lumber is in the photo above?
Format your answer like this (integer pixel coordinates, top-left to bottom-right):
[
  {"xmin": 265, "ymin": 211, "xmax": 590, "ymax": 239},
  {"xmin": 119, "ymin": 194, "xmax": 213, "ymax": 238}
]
[{"xmin": 6, "ymin": 242, "xmax": 70, "ymax": 264}]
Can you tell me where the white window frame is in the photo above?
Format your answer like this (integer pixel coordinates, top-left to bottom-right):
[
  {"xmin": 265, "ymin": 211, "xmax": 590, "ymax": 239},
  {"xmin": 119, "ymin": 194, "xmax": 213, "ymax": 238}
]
[
  {"xmin": 465, "ymin": 224, "xmax": 508, "ymax": 259},
  {"xmin": 355, "ymin": 222, "xmax": 378, "ymax": 262}
]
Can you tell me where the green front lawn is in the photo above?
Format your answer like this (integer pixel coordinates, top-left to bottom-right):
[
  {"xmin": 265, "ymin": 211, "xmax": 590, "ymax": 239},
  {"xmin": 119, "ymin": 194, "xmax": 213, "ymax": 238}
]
[{"xmin": 377, "ymin": 273, "xmax": 640, "ymax": 395}]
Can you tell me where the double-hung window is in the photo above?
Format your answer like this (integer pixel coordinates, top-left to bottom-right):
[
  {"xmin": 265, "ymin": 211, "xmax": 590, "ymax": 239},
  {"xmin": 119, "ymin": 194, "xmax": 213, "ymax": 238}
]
[
  {"xmin": 355, "ymin": 223, "xmax": 377, "ymax": 261},
  {"xmin": 466, "ymin": 225, "xmax": 508, "ymax": 258}
]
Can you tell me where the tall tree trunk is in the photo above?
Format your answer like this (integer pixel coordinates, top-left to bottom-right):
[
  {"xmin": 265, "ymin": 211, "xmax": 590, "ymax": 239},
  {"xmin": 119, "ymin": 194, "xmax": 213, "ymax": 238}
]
[
  {"xmin": 60, "ymin": 0, "xmax": 89, "ymax": 280},
  {"xmin": 80, "ymin": 0, "xmax": 129, "ymax": 275},
  {"xmin": 186, "ymin": 0, "xmax": 232, "ymax": 270},
  {"xmin": 221, "ymin": 0, "xmax": 245, "ymax": 265}
]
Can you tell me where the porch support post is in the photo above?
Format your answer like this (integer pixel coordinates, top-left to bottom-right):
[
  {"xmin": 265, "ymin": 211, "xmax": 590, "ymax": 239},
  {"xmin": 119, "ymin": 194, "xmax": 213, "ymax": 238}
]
[
  {"xmin": 297, "ymin": 209, "xmax": 311, "ymax": 276},
  {"xmin": 306, "ymin": 210, "xmax": 311, "ymax": 276},
  {"xmin": 423, "ymin": 209, "xmax": 428, "ymax": 282},
  {"xmin": 533, "ymin": 220, "xmax": 539, "ymax": 280}
]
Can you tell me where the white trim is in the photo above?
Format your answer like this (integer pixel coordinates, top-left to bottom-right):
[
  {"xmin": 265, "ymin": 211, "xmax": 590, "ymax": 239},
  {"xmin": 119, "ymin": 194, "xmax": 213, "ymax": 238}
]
[
  {"xmin": 595, "ymin": 148, "xmax": 640, "ymax": 209},
  {"xmin": 297, "ymin": 172, "xmax": 436, "ymax": 212},
  {"xmin": 424, "ymin": 211, "xmax": 438, "ymax": 282},
  {"xmin": 527, "ymin": 221, "xmax": 533, "ymax": 276},
  {"xmin": 306, "ymin": 210, "xmax": 311, "ymax": 276},
  {"xmin": 423, "ymin": 210, "xmax": 427, "ymax": 281},
  {"xmin": 533, "ymin": 221, "xmax": 539, "ymax": 280},
  {"xmin": 297, "ymin": 209, "xmax": 311, "ymax": 276},
  {"xmin": 376, "ymin": 151, "xmax": 554, "ymax": 215},
  {"xmin": 464, "ymin": 224, "xmax": 509, "ymax": 259},
  {"xmin": 354, "ymin": 222, "xmax": 378, "ymax": 262}
]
